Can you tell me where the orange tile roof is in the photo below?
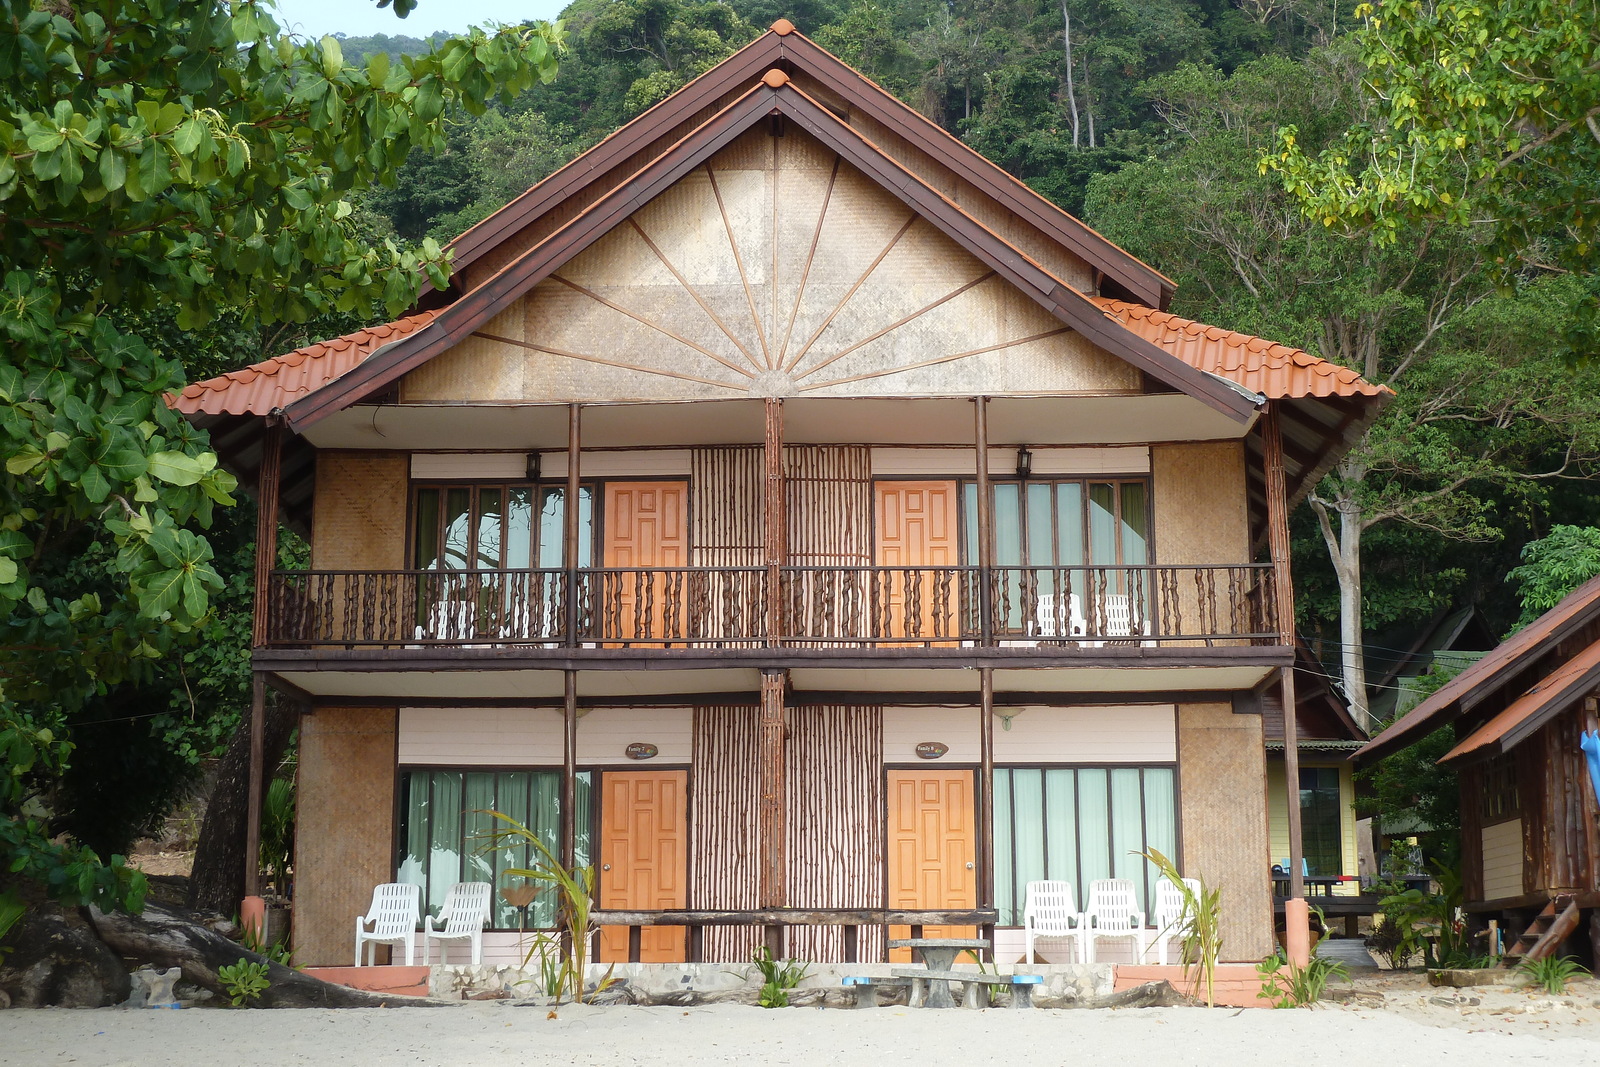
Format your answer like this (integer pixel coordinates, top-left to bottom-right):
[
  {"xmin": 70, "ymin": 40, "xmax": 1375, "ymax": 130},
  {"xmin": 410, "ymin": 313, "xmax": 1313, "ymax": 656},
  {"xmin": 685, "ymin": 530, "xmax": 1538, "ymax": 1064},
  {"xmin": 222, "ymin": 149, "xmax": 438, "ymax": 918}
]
[
  {"xmin": 172, "ymin": 311, "xmax": 438, "ymax": 416},
  {"xmin": 1093, "ymin": 298, "xmax": 1388, "ymax": 400}
]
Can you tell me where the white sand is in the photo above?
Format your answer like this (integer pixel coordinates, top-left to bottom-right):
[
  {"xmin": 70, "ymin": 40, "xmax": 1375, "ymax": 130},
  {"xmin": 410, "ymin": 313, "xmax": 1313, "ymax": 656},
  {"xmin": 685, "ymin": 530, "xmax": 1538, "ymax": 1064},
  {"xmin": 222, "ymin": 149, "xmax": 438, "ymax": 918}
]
[{"xmin": 4, "ymin": 989, "xmax": 1600, "ymax": 1067}]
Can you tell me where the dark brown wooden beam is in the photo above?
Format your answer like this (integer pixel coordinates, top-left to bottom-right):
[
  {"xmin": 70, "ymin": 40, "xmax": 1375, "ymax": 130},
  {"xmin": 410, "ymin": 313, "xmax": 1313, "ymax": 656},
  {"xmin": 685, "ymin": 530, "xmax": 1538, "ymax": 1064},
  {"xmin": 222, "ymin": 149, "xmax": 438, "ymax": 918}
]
[
  {"xmin": 250, "ymin": 422, "xmax": 283, "ymax": 649},
  {"xmin": 1264, "ymin": 404, "xmax": 1304, "ymax": 898},
  {"xmin": 243, "ymin": 674, "xmax": 266, "ymax": 898},
  {"xmin": 591, "ymin": 907, "xmax": 1000, "ymax": 926},
  {"xmin": 303, "ymin": 688, "xmax": 1242, "ymax": 711},
  {"xmin": 564, "ymin": 403, "xmax": 581, "ymax": 646},
  {"xmin": 757, "ymin": 668, "xmax": 787, "ymax": 908}
]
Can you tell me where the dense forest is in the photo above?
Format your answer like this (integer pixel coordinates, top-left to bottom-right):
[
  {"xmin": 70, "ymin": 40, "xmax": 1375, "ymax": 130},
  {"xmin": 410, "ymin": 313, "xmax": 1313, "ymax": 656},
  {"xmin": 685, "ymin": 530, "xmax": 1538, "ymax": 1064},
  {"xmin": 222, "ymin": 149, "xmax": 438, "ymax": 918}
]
[{"xmin": 3, "ymin": 0, "xmax": 1596, "ymax": 906}]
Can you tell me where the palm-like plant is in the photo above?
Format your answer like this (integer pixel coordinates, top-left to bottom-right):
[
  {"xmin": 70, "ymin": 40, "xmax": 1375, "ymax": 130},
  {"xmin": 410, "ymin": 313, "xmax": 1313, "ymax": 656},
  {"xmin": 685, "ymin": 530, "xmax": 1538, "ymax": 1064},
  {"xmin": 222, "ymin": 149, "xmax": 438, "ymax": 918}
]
[{"xmin": 1141, "ymin": 847, "xmax": 1223, "ymax": 1007}]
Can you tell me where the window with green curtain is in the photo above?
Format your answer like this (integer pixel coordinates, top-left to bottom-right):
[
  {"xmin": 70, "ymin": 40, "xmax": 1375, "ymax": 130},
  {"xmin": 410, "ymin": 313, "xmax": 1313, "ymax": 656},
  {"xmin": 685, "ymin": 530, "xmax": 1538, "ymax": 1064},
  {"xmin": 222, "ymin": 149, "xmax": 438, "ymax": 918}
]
[
  {"xmin": 397, "ymin": 769, "xmax": 592, "ymax": 929},
  {"xmin": 992, "ymin": 766, "xmax": 1177, "ymax": 925},
  {"xmin": 1298, "ymin": 767, "xmax": 1343, "ymax": 877},
  {"xmin": 961, "ymin": 478, "xmax": 1151, "ymax": 634}
]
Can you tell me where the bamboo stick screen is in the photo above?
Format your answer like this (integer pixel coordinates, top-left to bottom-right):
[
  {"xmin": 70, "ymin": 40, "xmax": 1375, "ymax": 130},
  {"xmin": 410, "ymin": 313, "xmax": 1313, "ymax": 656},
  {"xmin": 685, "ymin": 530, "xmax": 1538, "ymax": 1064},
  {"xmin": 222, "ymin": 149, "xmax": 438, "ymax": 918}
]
[
  {"xmin": 785, "ymin": 445, "xmax": 872, "ymax": 565},
  {"xmin": 784, "ymin": 704, "xmax": 885, "ymax": 961},
  {"xmin": 690, "ymin": 705, "xmax": 763, "ymax": 962}
]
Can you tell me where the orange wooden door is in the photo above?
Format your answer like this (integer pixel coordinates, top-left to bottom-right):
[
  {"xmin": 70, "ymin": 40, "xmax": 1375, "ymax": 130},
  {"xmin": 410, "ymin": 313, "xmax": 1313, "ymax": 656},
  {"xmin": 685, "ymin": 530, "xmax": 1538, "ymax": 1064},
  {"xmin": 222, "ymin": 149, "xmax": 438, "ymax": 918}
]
[
  {"xmin": 603, "ymin": 481, "xmax": 688, "ymax": 642},
  {"xmin": 598, "ymin": 770, "xmax": 688, "ymax": 963},
  {"xmin": 875, "ymin": 481, "xmax": 959, "ymax": 644},
  {"xmin": 886, "ymin": 769, "xmax": 977, "ymax": 961}
]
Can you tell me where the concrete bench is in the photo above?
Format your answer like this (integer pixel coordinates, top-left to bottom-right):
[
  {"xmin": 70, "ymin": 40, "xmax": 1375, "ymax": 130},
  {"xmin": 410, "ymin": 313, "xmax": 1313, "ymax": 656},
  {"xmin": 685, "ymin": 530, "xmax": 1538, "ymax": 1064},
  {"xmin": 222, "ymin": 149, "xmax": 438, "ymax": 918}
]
[
  {"xmin": 847, "ymin": 972, "xmax": 1043, "ymax": 1009},
  {"xmin": 841, "ymin": 974, "xmax": 911, "ymax": 1009}
]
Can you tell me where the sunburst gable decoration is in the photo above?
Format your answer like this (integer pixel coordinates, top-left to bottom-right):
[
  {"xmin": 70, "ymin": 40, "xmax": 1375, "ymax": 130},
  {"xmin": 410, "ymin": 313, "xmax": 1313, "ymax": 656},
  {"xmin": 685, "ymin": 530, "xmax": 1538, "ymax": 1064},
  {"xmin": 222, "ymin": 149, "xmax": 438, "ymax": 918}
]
[{"xmin": 400, "ymin": 126, "xmax": 1139, "ymax": 405}]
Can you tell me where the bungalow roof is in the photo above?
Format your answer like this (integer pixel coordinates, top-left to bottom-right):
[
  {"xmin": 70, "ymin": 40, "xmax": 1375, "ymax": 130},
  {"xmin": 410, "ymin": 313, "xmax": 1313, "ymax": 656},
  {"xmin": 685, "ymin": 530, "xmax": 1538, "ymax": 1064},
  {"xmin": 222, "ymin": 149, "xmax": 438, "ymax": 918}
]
[{"xmin": 1357, "ymin": 573, "xmax": 1600, "ymax": 764}]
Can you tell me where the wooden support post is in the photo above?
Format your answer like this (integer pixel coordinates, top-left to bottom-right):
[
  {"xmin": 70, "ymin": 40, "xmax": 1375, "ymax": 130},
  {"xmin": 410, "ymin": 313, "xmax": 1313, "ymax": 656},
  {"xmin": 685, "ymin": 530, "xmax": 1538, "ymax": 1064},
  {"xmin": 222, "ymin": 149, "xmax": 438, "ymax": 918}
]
[
  {"xmin": 978, "ymin": 667, "xmax": 995, "ymax": 918},
  {"xmin": 974, "ymin": 397, "xmax": 993, "ymax": 646},
  {"xmin": 243, "ymin": 673, "xmax": 266, "ymax": 898},
  {"xmin": 562, "ymin": 670, "xmax": 577, "ymax": 871},
  {"xmin": 763, "ymin": 397, "xmax": 784, "ymax": 645},
  {"xmin": 250, "ymin": 421, "xmax": 283, "ymax": 648},
  {"xmin": 1264, "ymin": 406, "xmax": 1305, "ymax": 898},
  {"xmin": 564, "ymin": 403, "xmax": 581, "ymax": 646},
  {"xmin": 758, "ymin": 670, "xmax": 787, "ymax": 911}
]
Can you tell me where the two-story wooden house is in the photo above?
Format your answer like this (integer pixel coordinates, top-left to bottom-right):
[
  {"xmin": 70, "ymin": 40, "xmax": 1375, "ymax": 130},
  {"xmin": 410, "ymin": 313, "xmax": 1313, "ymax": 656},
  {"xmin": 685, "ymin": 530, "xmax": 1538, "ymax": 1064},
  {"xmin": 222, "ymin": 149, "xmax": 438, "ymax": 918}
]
[{"xmin": 177, "ymin": 23, "xmax": 1388, "ymax": 969}]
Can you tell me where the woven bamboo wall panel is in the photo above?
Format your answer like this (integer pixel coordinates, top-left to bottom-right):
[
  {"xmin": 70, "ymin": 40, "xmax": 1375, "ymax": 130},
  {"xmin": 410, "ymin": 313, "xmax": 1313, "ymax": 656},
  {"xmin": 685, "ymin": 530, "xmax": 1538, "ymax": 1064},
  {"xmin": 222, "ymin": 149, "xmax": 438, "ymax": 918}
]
[
  {"xmin": 1177, "ymin": 702, "xmax": 1272, "ymax": 960},
  {"xmin": 690, "ymin": 706, "xmax": 762, "ymax": 962},
  {"xmin": 784, "ymin": 704, "xmax": 885, "ymax": 961},
  {"xmin": 401, "ymin": 126, "xmax": 1138, "ymax": 405},
  {"xmin": 311, "ymin": 452, "xmax": 408, "ymax": 571},
  {"xmin": 1153, "ymin": 442, "xmax": 1251, "ymax": 646},
  {"xmin": 295, "ymin": 707, "xmax": 397, "ymax": 967},
  {"xmin": 830, "ymin": 99, "xmax": 1097, "ymax": 293}
]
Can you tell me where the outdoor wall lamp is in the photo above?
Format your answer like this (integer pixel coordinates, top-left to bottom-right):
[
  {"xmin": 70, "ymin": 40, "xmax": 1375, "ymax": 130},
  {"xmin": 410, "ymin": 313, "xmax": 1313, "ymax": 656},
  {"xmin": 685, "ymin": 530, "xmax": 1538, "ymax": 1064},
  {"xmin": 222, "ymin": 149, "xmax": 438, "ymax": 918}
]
[
  {"xmin": 1015, "ymin": 446, "xmax": 1033, "ymax": 480},
  {"xmin": 525, "ymin": 452, "xmax": 541, "ymax": 482}
]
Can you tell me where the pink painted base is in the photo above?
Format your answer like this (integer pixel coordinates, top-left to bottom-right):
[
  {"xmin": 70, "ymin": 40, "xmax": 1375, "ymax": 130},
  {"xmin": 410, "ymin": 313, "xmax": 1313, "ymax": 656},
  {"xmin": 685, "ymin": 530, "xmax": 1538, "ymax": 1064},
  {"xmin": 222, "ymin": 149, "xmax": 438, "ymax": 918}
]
[
  {"xmin": 303, "ymin": 966, "xmax": 430, "ymax": 997},
  {"xmin": 1114, "ymin": 964, "xmax": 1276, "ymax": 1008}
]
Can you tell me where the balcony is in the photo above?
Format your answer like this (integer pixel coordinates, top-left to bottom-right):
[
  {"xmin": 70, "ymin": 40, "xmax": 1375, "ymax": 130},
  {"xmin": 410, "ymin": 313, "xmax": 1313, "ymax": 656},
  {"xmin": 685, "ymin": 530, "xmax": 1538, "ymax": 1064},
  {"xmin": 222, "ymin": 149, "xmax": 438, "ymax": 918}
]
[{"xmin": 264, "ymin": 564, "xmax": 1279, "ymax": 650}]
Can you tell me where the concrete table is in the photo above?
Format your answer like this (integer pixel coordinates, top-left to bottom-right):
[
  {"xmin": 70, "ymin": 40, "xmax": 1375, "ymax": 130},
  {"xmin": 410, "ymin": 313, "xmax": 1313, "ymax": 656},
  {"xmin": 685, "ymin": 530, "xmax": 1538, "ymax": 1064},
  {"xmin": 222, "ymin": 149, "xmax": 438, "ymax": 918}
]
[{"xmin": 886, "ymin": 938, "xmax": 991, "ymax": 1009}]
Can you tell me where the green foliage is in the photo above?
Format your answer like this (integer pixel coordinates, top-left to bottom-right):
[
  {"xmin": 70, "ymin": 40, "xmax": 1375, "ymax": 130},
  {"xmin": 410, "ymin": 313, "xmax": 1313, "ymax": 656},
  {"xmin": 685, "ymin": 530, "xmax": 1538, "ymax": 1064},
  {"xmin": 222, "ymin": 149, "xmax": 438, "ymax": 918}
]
[
  {"xmin": 482, "ymin": 809, "xmax": 615, "ymax": 1004},
  {"xmin": 1356, "ymin": 667, "xmax": 1461, "ymax": 862},
  {"xmin": 1256, "ymin": 950, "xmax": 1347, "ymax": 1008},
  {"xmin": 260, "ymin": 776, "xmax": 296, "ymax": 898},
  {"xmin": 1141, "ymin": 847, "xmax": 1222, "ymax": 1007},
  {"xmin": 1367, "ymin": 864, "xmax": 1473, "ymax": 970},
  {"xmin": 217, "ymin": 957, "xmax": 271, "ymax": 1006},
  {"xmin": 241, "ymin": 919, "xmax": 296, "ymax": 967},
  {"xmin": 751, "ymin": 945, "xmax": 810, "ymax": 1007},
  {"xmin": 1518, "ymin": 954, "xmax": 1590, "ymax": 995},
  {"xmin": 1264, "ymin": 1, "xmax": 1600, "ymax": 284},
  {"xmin": 0, "ymin": 888, "xmax": 23, "ymax": 957},
  {"xmin": 0, "ymin": 0, "xmax": 562, "ymax": 916},
  {"xmin": 1507, "ymin": 526, "xmax": 1600, "ymax": 628}
]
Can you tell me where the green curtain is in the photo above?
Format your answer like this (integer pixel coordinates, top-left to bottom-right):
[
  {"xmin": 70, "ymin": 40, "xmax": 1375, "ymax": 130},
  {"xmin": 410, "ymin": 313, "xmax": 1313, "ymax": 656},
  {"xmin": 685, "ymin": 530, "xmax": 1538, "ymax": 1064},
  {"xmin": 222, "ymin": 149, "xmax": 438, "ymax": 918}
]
[
  {"xmin": 398, "ymin": 769, "xmax": 589, "ymax": 930},
  {"xmin": 993, "ymin": 766, "xmax": 1176, "ymax": 925}
]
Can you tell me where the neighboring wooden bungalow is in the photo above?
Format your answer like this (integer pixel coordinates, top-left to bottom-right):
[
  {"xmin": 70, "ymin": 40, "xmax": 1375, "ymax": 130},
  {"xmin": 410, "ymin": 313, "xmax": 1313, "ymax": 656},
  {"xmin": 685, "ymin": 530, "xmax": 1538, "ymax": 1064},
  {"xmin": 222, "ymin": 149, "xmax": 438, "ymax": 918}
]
[
  {"xmin": 1359, "ymin": 576, "xmax": 1600, "ymax": 964},
  {"xmin": 176, "ymin": 23, "xmax": 1388, "ymax": 969}
]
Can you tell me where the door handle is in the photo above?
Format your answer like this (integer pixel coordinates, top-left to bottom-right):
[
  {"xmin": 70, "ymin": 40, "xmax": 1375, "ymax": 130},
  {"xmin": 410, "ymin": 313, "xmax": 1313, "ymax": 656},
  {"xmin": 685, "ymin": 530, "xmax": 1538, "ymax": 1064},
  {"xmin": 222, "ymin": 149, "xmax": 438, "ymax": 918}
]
[
  {"xmin": 602, "ymin": 864, "xmax": 611, "ymax": 871},
  {"xmin": 966, "ymin": 862, "xmax": 974, "ymax": 870}
]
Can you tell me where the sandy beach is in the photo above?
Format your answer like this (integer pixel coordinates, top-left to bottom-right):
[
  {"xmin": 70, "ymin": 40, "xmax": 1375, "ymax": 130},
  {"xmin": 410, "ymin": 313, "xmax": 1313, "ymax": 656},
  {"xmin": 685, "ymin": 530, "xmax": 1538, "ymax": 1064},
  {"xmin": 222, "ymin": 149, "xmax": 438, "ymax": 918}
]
[{"xmin": 6, "ymin": 976, "xmax": 1600, "ymax": 1067}]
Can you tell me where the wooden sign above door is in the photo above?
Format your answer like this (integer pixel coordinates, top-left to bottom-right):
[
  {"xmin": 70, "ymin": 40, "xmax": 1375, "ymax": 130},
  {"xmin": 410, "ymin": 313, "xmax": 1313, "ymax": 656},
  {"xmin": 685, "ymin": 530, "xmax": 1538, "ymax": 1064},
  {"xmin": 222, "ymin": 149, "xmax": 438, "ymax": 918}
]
[
  {"xmin": 625, "ymin": 742, "xmax": 659, "ymax": 761},
  {"xmin": 914, "ymin": 741, "xmax": 949, "ymax": 760}
]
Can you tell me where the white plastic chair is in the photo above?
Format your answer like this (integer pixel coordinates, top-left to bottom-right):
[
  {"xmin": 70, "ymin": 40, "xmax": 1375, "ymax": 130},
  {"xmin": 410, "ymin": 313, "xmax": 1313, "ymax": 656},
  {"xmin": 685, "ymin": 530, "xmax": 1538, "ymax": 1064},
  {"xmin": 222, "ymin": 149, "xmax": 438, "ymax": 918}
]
[
  {"xmin": 423, "ymin": 881, "xmax": 493, "ymax": 965},
  {"xmin": 1022, "ymin": 880, "xmax": 1084, "ymax": 963},
  {"xmin": 354, "ymin": 882, "xmax": 421, "ymax": 966},
  {"xmin": 1080, "ymin": 878, "xmax": 1147, "ymax": 964},
  {"xmin": 1102, "ymin": 594, "xmax": 1153, "ymax": 643},
  {"xmin": 1034, "ymin": 593, "xmax": 1087, "ymax": 641},
  {"xmin": 1150, "ymin": 877, "xmax": 1202, "ymax": 965}
]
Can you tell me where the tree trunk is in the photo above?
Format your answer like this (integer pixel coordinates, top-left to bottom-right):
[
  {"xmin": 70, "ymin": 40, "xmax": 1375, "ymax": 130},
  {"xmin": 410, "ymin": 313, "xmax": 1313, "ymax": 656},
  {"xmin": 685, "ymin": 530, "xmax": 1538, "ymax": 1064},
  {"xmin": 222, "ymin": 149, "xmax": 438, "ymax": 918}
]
[
  {"xmin": 188, "ymin": 692, "xmax": 298, "ymax": 914},
  {"xmin": 1060, "ymin": 1, "xmax": 1081, "ymax": 147},
  {"xmin": 89, "ymin": 903, "xmax": 441, "ymax": 1008},
  {"xmin": 1082, "ymin": 49, "xmax": 1095, "ymax": 147},
  {"xmin": 1336, "ymin": 498, "xmax": 1369, "ymax": 728},
  {"xmin": 1310, "ymin": 460, "xmax": 1371, "ymax": 731}
]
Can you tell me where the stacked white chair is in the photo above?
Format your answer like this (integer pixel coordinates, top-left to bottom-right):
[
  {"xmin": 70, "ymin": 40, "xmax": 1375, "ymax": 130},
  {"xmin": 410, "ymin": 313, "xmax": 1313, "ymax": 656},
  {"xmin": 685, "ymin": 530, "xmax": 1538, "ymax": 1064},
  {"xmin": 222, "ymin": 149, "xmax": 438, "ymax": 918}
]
[
  {"xmin": 354, "ymin": 882, "xmax": 421, "ymax": 966},
  {"xmin": 1022, "ymin": 880, "xmax": 1083, "ymax": 963},
  {"xmin": 423, "ymin": 881, "xmax": 494, "ymax": 965},
  {"xmin": 1080, "ymin": 878, "xmax": 1147, "ymax": 964},
  {"xmin": 1150, "ymin": 877, "xmax": 1203, "ymax": 965}
]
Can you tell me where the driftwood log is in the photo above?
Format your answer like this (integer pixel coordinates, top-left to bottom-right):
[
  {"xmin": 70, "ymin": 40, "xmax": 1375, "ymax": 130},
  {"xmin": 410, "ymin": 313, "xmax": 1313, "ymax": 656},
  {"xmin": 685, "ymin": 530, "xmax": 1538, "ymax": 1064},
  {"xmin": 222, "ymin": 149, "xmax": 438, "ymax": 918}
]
[{"xmin": 89, "ymin": 903, "xmax": 443, "ymax": 1008}]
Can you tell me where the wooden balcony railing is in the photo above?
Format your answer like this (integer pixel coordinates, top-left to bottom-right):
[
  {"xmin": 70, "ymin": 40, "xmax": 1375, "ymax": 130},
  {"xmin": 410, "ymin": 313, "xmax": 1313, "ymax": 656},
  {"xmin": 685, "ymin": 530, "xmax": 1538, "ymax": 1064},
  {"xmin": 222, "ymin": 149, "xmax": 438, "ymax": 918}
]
[{"xmin": 264, "ymin": 563, "xmax": 1278, "ymax": 648}]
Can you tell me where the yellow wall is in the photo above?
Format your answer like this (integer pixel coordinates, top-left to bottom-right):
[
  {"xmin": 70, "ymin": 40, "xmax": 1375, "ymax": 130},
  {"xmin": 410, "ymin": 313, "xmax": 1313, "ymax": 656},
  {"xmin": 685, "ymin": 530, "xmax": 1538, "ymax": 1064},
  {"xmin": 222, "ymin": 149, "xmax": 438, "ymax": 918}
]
[{"xmin": 1266, "ymin": 757, "xmax": 1359, "ymax": 894}]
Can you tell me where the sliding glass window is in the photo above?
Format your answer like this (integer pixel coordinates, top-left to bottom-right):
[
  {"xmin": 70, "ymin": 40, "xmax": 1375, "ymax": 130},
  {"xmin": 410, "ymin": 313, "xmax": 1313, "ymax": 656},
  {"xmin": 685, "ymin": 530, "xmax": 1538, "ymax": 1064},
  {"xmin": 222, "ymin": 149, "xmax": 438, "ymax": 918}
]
[
  {"xmin": 398, "ymin": 769, "xmax": 592, "ymax": 929},
  {"xmin": 412, "ymin": 484, "xmax": 593, "ymax": 571},
  {"xmin": 992, "ymin": 766, "xmax": 1176, "ymax": 925}
]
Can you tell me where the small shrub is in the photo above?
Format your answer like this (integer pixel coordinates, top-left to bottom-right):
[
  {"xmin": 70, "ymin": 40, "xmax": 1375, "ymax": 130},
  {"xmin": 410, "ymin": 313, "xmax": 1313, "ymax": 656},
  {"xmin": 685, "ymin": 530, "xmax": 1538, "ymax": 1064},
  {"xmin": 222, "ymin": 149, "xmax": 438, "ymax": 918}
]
[
  {"xmin": 1518, "ymin": 955, "xmax": 1590, "ymax": 995},
  {"xmin": 751, "ymin": 946, "xmax": 809, "ymax": 1008},
  {"xmin": 1257, "ymin": 951, "xmax": 1347, "ymax": 1008},
  {"xmin": 218, "ymin": 958, "xmax": 271, "ymax": 1007}
]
